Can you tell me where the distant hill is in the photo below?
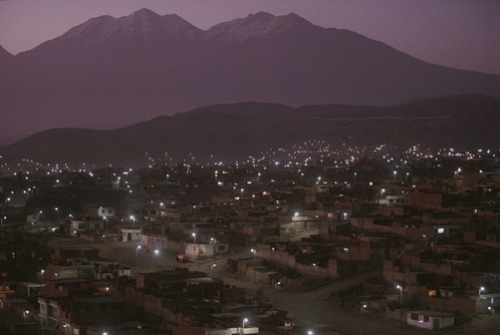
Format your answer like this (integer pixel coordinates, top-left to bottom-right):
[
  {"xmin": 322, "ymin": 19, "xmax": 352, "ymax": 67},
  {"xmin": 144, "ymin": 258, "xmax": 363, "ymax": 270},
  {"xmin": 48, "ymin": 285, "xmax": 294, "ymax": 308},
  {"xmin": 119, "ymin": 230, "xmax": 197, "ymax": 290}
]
[
  {"xmin": 1, "ymin": 95, "xmax": 499, "ymax": 167},
  {"xmin": 0, "ymin": 9, "xmax": 499, "ymax": 139}
]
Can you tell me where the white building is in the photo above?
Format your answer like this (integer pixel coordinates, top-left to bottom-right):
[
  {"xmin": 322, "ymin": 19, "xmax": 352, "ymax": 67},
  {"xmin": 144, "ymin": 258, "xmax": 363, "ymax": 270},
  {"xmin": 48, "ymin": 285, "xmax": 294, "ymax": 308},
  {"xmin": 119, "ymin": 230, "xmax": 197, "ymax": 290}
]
[
  {"xmin": 121, "ymin": 227, "xmax": 141, "ymax": 242},
  {"xmin": 406, "ymin": 310, "xmax": 455, "ymax": 330},
  {"xmin": 68, "ymin": 220, "xmax": 105, "ymax": 236}
]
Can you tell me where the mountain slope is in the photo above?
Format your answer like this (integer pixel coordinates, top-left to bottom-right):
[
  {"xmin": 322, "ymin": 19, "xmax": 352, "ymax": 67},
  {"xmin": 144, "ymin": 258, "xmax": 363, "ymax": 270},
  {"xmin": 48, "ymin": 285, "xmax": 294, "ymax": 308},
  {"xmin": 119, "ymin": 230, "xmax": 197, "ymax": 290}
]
[
  {"xmin": 1, "ymin": 95, "xmax": 499, "ymax": 167},
  {"xmin": 1, "ymin": 10, "xmax": 499, "ymax": 139},
  {"xmin": 0, "ymin": 44, "xmax": 13, "ymax": 72},
  {"xmin": 0, "ymin": 45, "xmax": 12, "ymax": 58}
]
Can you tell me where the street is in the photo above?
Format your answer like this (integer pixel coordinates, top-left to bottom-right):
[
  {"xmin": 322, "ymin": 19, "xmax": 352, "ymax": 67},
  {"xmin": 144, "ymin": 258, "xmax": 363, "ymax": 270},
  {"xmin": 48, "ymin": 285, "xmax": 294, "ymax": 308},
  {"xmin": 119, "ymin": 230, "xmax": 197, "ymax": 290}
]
[{"xmin": 48, "ymin": 237, "xmax": 500, "ymax": 335}]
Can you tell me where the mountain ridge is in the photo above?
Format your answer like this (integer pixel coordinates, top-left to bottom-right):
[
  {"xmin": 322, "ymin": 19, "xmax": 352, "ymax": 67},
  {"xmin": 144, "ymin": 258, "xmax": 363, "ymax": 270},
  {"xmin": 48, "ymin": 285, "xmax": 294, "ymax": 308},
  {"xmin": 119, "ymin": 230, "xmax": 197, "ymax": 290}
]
[
  {"xmin": 62, "ymin": 8, "xmax": 203, "ymax": 43},
  {"xmin": 205, "ymin": 11, "xmax": 314, "ymax": 41}
]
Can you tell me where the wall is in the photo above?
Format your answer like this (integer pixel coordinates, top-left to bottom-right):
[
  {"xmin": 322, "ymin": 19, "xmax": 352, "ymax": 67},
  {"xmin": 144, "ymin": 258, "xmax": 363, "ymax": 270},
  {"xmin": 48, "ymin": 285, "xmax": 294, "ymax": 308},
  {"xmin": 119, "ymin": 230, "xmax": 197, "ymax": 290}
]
[
  {"xmin": 251, "ymin": 245, "xmax": 338, "ymax": 279},
  {"xmin": 405, "ymin": 193, "xmax": 442, "ymax": 210},
  {"xmin": 417, "ymin": 295, "xmax": 476, "ymax": 314}
]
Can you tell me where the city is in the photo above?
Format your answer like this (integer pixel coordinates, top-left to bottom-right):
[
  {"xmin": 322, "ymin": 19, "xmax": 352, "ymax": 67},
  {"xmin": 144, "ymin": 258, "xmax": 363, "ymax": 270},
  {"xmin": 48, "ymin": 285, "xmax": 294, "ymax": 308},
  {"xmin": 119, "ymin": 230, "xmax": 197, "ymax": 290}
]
[
  {"xmin": 1, "ymin": 144, "xmax": 499, "ymax": 334},
  {"xmin": 1, "ymin": 2, "xmax": 499, "ymax": 335}
]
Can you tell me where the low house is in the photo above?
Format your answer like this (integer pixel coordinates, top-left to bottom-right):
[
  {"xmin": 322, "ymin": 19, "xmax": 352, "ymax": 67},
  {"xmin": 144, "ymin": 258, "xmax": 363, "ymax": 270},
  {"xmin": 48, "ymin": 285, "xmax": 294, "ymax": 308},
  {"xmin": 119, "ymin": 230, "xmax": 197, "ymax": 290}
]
[
  {"xmin": 406, "ymin": 310, "xmax": 455, "ymax": 330},
  {"xmin": 67, "ymin": 220, "xmax": 105, "ymax": 236},
  {"xmin": 121, "ymin": 227, "xmax": 141, "ymax": 242}
]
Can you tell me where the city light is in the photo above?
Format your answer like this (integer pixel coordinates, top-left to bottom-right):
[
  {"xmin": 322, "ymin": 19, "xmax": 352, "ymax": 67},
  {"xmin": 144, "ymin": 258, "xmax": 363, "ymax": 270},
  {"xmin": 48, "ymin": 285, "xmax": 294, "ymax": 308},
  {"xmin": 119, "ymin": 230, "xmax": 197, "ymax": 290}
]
[{"xmin": 0, "ymin": 131, "xmax": 499, "ymax": 335}]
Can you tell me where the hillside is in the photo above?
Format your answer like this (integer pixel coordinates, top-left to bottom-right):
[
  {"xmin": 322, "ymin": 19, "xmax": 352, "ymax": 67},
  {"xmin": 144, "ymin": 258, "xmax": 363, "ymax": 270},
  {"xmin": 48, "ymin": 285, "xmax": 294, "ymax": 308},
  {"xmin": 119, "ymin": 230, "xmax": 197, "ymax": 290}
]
[{"xmin": 1, "ymin": 95, "xmax": 498, "ymax": 167}]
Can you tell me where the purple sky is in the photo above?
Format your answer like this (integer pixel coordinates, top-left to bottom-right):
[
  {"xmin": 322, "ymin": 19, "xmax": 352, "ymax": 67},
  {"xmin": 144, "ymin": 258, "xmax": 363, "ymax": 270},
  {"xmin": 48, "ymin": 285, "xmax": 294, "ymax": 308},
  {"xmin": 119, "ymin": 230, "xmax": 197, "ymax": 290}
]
[{"xmin": 0, "ymin": 0, "xmax": 499, "ymax": 75}]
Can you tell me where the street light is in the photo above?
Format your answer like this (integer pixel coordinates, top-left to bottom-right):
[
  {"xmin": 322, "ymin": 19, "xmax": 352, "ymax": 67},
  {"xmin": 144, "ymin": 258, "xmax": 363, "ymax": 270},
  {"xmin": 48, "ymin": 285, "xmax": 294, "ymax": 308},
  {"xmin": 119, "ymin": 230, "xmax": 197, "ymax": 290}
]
[
  {"xmin": 192, "ymin": 232, "xmax": 197, "ymax": 261},
  {"xmin": 129, "ymin": 215, "xmax": 136, "ymax": 227},
  {"xmin": 275, "ymin": 281, "xmax": 281, "ymax": 307},
  {"xmin": 477, "ymin": 286, "xmax": 486, "ymax": 315},
  {"xmin": 361, "ymin": 304, "xmax": 368, "ymax": 334},
  {"xmin": 211, "ymin": 263, "xmax": 217, "ymax": 277},
  {"xmin": 251, "ymin": 248, "xmax": 256, "ymax": 262},
  {"xmin": 136, "ymin": 245, "xmax": 142, "ymax": 266},
  {"xmin": 241, "ymin": 318, "xmax": 248, "ymax": 334},
  {"xmin": 102, "ymin": 215, "xmax": 108, "ymax": 229},
  {"xmin": 396, "ymin": 284, "xmax": 403, "ymax": 304},
  {"xmin": 152, "ymin": 249, "xmax": 159, "ymax": 268},
  {"xmin": 210, "ymin": 237, "xmax": 217, "ymax": 257},
  {"xmin": 41, "ymin": 269, "xmax": 44, "ymax": 283}
]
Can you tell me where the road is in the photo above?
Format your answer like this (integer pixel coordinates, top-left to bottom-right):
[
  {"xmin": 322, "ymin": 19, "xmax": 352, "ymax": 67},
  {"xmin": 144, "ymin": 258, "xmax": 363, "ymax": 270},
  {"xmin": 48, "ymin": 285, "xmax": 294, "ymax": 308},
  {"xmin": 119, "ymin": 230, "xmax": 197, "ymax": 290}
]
[{"xmin": 48, "ymin": 237, "xmax": 500, "ymax": 335}]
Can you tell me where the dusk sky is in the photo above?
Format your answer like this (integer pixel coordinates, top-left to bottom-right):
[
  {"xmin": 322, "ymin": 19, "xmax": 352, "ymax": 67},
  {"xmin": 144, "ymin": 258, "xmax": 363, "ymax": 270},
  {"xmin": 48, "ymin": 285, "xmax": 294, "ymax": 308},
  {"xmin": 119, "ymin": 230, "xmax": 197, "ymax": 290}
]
[{"xmin": 1, "ymin": 0, "xmax": 500, "ymax": 75}]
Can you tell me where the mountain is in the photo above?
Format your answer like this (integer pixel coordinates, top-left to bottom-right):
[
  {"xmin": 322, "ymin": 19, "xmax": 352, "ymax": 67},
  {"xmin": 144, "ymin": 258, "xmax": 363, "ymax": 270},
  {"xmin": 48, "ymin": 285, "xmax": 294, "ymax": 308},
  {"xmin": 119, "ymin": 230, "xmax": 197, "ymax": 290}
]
[
  {"xmin": 1, "ymin": 10, "xmax": 499, "ymax": 139},
  {"xmin": 0, "ymin": 44, "xmax": 13, "ymax": 70},
  {"xmin": 0, "ymin": 45, "xmax": 12, "ymax": 58},
  {"xmin": 205, "ymin": 11, "xmax": 312, "ymax": 41},
  {"xmin": 59, "ymin": 8, "xmax": 202, "ymax": 44},
  {"xmin": 1, "ymin": 95, "xmax": 499, "ymax": 167}
]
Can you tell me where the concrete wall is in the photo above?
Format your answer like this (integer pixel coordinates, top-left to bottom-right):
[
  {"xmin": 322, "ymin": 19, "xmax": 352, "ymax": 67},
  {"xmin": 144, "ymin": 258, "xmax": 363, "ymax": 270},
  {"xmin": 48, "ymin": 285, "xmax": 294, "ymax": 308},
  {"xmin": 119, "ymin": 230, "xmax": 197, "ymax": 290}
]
[
  {"xmin": 405, "ymin": 193, "xmax": 442, "ymax": 210},
  {"xmin": 417, "ymin": 295, "xmax": 476, "ymax": 314},
  {"xmin": 246, "ymin": 245, "xmax": 338, "ymax": 280}
]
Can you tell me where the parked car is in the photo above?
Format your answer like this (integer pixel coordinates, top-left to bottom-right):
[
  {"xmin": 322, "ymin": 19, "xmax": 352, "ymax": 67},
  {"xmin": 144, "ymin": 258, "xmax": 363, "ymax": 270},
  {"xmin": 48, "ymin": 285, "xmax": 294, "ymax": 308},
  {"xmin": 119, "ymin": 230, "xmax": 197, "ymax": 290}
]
[{"xmin": 176, "ymin": 254, "xmax": 189, "ymax": 263}]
